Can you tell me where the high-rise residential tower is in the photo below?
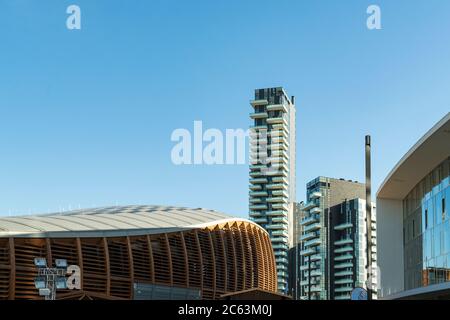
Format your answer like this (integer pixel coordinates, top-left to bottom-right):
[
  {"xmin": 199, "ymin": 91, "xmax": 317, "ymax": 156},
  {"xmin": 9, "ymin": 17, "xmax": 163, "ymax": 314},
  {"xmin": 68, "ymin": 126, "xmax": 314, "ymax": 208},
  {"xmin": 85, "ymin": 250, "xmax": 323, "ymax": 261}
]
[
  {"xmin": 249, "ymin": 87, "xmax": 296, "ymax": 293},
  {"xmin": 294, "ymin": 177, "xmax": 377, "ymax": 300}
]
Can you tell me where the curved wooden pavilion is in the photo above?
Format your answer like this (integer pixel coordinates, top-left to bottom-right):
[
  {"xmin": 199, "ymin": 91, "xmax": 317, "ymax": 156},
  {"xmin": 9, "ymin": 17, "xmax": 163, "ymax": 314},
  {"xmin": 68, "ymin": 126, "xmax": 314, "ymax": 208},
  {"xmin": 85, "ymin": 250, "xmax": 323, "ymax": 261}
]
[{"xmin": 0, "ymin": 205, "xmax": 277, "ymax": 300}]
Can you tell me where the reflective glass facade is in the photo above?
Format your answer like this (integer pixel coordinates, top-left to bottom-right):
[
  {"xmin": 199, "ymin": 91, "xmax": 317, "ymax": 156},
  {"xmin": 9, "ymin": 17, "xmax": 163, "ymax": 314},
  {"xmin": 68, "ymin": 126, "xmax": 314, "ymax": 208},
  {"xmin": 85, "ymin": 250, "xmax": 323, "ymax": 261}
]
[{"xmin": 403, "ymin": 157, "xmax": 450, "ymax": 290}]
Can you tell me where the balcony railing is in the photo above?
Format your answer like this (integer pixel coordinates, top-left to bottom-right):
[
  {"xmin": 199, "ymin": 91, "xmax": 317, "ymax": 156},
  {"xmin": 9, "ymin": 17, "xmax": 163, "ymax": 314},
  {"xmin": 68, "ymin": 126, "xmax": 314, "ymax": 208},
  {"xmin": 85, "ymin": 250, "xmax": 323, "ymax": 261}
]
[
  {"xmin": 269, "ymin": 142, "xmax": 288, "ymax": 152},
  {"xmin": 267, "ymin": 117, "xmax": 288, "ymax": 126},
  {"xmin": 300, "ymin": 280, "xmax": 319, "ymax": 286},
  {"xmin": 266, "ymin": 223, "xmax": 288, "ymax": 231},
  {"xmin": 270, "ymin": 150, "xmax": 289, "ymax": 159},
  {"xmin": 272, "ymin": 246, "xmax": 288, "ymax": 253},
  {"xmin": 300, "ymin": 248, "xmax": 317, "ymax": 256},
  {"xmin": 334, "ymin": 254, "xmax": 353, "ymax": 261},
  {"xmin": 269, "ymin": 129, "xmax": 288, "ymax": 139},
  {"xmin": 276, "ymin": 257, "xmax": 289, "ymax": 265},
  {"xmin": 249, "ymin": 191, "xmax": 268, "ymax": 197},
  {"xmin": 304, "ymin": 238, "xmax": 321, "ymax": 248},
  {"xmin": 300, "ymin": 232, "xmax": 317, "ymax": 242},
  {"xmin": 310, "ymin": 192, "xmax": 322, "ymax": 199},
  {"xmin": 334, "ymin": 294, "xmax": 351, "ymax": 300},
  {"xmin": 266, "ymin": 104, "xmax": 288, "ymax": 113},
  {"xmin": 266, "ymin": 168, "xmax": 289, "ymax": 177},
  {"xmin": 271, "ymin": 203, "xmax": 289, "ymax": 211},
  {"xmin": 303, "ymin": 269, "xmax": 322, "ymax": 277},
  {"xmin": 249, "ymin": 125, "xmax": 267, "ymax": 130},
  {"xmin": 334, "ymin": 278, "xmax": 353, "ymax": 285},
  {"xmin": 303, "ymin": 222, "xmax": 321, "ymax": 233},
  {"xmin": 252, "ymin": 217, "xmax": 267, "ymax": 224},
  {"xmin": 300, "ymin": 216, "xmax": 319, "ymax": 226},
  {"xmin": 334, "ymin": 270, "xmax": 353, "ymax": 277},
  {"xmin": 271, "ymin": 236, "xmax": 287, "ymax": 243},
  {"xmin": 272, "ymin": 177, "xmax": 289, "ymax": 186},
  {"xmin": 334, "ymin": 262, "xmax": 354, "ymax": 269},
  {"xmin": 334, "ymin": 238, "xmax": 353, "ymax": 246},
  {"xmin": 272, "ymin": 190, "xmax": 289, "ymax": 197},
  {"xmin": 272, "ymin": 123, "xmax": 289, "ymax": 134},
  {"xmin": 310, "ymin": 254, "xmax": 322, "ymax": 262},
  {"xmin": 300, "ymin": 264, "xmax": 320, "ymax": 271},
  {"xmin": 271, "ymin": 230, "xmax": 288, "ymax": 237},
  {"xmin": 334, "ymin": 246, "xmax": 353, "ymax": 254},
  {"xmin": 271, "ymin": 136, "xmax": 289, "ymax": 145},
  {"xmin": 266, "ymin": 183, "xmax": 288, "ymax": 190},
  {"xmin": 249, "ymin": 178, "xmax": 268, "ymax": 184},
  {"xmin": 249, "ymin": 204, "xmax": 267, "ymax": 210},
  {"xmin": 266, "ymin": 210, "xmax": 286, "ymax": 217},
  {"xmin": 334, "ymin": 286, "xmax": 353, "ymax": 293},
  {"xmin": 250, "ymin": 99, "xmax": 268, "ymax": 107},
  {"xmin": 302, "ymin": 201, "xmax": 318, "ymax": 211},
  {"xmin": 272, "ymin": 217, "xmax": 288, "ymax": 223},
  {"xmin": 250, "ymin": 112, "xmax": 268, "ymax": 119},
  {"xmin": 310, "ymin": 207, "xmax": 321, "ymax": 214},
  {"xmin": 334, "ymin": 222, "xmax": 353, "ymax": 231},
  {"xmin": 266, "ymin": 197, "xmax": 285, "ymax": 203}
]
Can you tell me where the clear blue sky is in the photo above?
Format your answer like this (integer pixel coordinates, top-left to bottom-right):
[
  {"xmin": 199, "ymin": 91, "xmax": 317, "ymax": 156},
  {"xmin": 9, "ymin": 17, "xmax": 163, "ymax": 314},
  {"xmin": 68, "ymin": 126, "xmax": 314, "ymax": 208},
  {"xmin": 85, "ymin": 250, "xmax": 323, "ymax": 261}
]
[{"xmin": 0, "ymin": 0, "xmax": 449, "ymax": 217}]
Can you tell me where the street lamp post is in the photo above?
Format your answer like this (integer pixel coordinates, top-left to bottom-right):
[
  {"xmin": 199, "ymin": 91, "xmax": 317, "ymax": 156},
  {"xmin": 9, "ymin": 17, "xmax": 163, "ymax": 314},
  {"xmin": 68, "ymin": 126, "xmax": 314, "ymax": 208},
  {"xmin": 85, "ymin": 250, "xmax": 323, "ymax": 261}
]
[{"xmin": 34, "ymin": 258, "xmax": 68, "ymax": 300}]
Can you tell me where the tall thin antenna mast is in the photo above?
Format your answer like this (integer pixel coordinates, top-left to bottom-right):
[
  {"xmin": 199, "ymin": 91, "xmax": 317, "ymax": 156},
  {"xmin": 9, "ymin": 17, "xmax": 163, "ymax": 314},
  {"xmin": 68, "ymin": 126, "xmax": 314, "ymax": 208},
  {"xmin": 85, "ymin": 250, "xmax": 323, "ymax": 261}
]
[{"xmin": 365, "ymin": 135, "xmax": 373, "ymax": 300}]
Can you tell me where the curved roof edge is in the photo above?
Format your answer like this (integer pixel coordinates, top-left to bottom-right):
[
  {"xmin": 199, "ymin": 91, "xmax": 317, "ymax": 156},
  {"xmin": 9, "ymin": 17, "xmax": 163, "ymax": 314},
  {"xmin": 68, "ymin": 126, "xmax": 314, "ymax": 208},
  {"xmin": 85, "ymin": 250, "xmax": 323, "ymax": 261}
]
[
  {"xmin": 1, "ymin": 217, "xmax": 266, "ymax": 239},
  {"xmin": 0, "ymin": 205, "xmax": 267, "ymax": 238},
  {"xmin": 377, "ymin": 112, "xmax": 450, "ymax": 200}
]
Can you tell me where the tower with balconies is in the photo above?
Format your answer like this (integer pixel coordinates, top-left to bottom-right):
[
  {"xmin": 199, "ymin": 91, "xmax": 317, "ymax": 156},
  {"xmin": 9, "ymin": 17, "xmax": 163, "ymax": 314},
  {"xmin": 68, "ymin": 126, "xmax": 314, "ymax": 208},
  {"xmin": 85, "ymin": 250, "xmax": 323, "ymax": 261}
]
[
  {"xmin": 249, "ymin": 87, "xmax": 296, "ymax": 293},
  {"xmin": 297, "ymin": 177, "xmax": 377, "ymax": 300}
]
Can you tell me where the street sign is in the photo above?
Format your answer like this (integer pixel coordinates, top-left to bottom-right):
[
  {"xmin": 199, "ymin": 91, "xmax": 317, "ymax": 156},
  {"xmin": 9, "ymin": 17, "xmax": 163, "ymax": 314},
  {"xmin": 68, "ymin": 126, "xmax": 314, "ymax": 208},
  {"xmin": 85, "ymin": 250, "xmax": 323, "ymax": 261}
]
[{"xmin": 351, "ymin": 287, "xmax": 368, "ymax": 300}]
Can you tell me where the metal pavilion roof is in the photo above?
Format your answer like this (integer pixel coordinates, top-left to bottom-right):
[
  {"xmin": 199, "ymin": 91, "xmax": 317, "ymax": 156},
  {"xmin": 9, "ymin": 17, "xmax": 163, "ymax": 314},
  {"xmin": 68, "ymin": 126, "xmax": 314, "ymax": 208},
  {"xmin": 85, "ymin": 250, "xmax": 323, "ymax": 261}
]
[{"xmin": 0, "ymin": 205, "xmax": 251, "ymax": 238}]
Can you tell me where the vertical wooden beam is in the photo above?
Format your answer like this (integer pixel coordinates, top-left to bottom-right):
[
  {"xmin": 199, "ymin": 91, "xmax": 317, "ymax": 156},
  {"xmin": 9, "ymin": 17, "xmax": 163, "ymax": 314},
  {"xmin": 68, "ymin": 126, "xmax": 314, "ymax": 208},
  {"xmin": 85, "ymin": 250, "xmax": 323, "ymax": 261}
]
[
  {"xmin": 146, "ymin": 235, "xmax": 155, "ymax": 283},
  {"xmin": 227, "ymin": 223, "xmax": 238, "ymax": 292},
  {"xmin": 254, "ymin": 228, "xmax": 266, "ymax": 289},
  {"xmin": 264, "ymin": 233, "xmax": 273, "ymax": 291},
  {"xmin": 194, "ymin": 230, "xmax": 204, "ymax": 296},
  {"xmin": 164, "ymin": 234, "xmax": 173, "ymax": 286},
  {"xmin": 264, "ymin": 233, "xmax": 277, "ymax": 292},
  {"xmin": 251, "ymin": 226, "xmax": 258, "ymax": 288},
  {"xmin": 272, "ymin": 235, "xmax": 278, "ymax": 292},
  {"xmin": 243, "ymin": 223, "xmax": 254, "ymax": 288},
  {"xmin": 207, "ymin": 229, "xmax": 216, "ymax": 299},
  {"xmin": 103, "ymin": 238, "xmax": 111, "ymax": 296},
  {"xmin": 45, "ymin": 238, "xmax": 52, "ymax": 267},
  {"xmin": 76, "ymin": 238, "xmax": 84, "ymax": 290},
  {"xmin": 260, "ymin": 229, "xmax": 267, "ymax": 289},
  {"xmin": 8, "ymin": 238, "xmax": 15, "ymax": 300},
  {"xmin": 180, "ymin": 232, "xmax": 189, "ymax": 287},
  {"xmin": 236, "ymin": 222, "xmax": 246, "ymax": 289},
  {"xmin": 261, "ymin": 233, "xmax": 267, "ymax": 290},
  {"xmin": 218, "ymin": 228, "xmax": 227, "ymax": 292},
  {"xmin": 126, "ymin": 236, "xmax": 134, "ymax": 299},
  {"xmin": 44, "ymin": 239, "xmax": 55, "ymax": 300}
]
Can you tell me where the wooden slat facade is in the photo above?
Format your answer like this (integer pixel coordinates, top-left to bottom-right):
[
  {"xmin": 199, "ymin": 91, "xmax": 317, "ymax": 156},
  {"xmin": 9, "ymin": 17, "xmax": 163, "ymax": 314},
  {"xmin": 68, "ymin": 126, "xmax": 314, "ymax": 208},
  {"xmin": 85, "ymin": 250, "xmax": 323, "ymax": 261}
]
[{"xmin": 0, "ymin": 221, "xmax": 277, "ymax": 300}]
